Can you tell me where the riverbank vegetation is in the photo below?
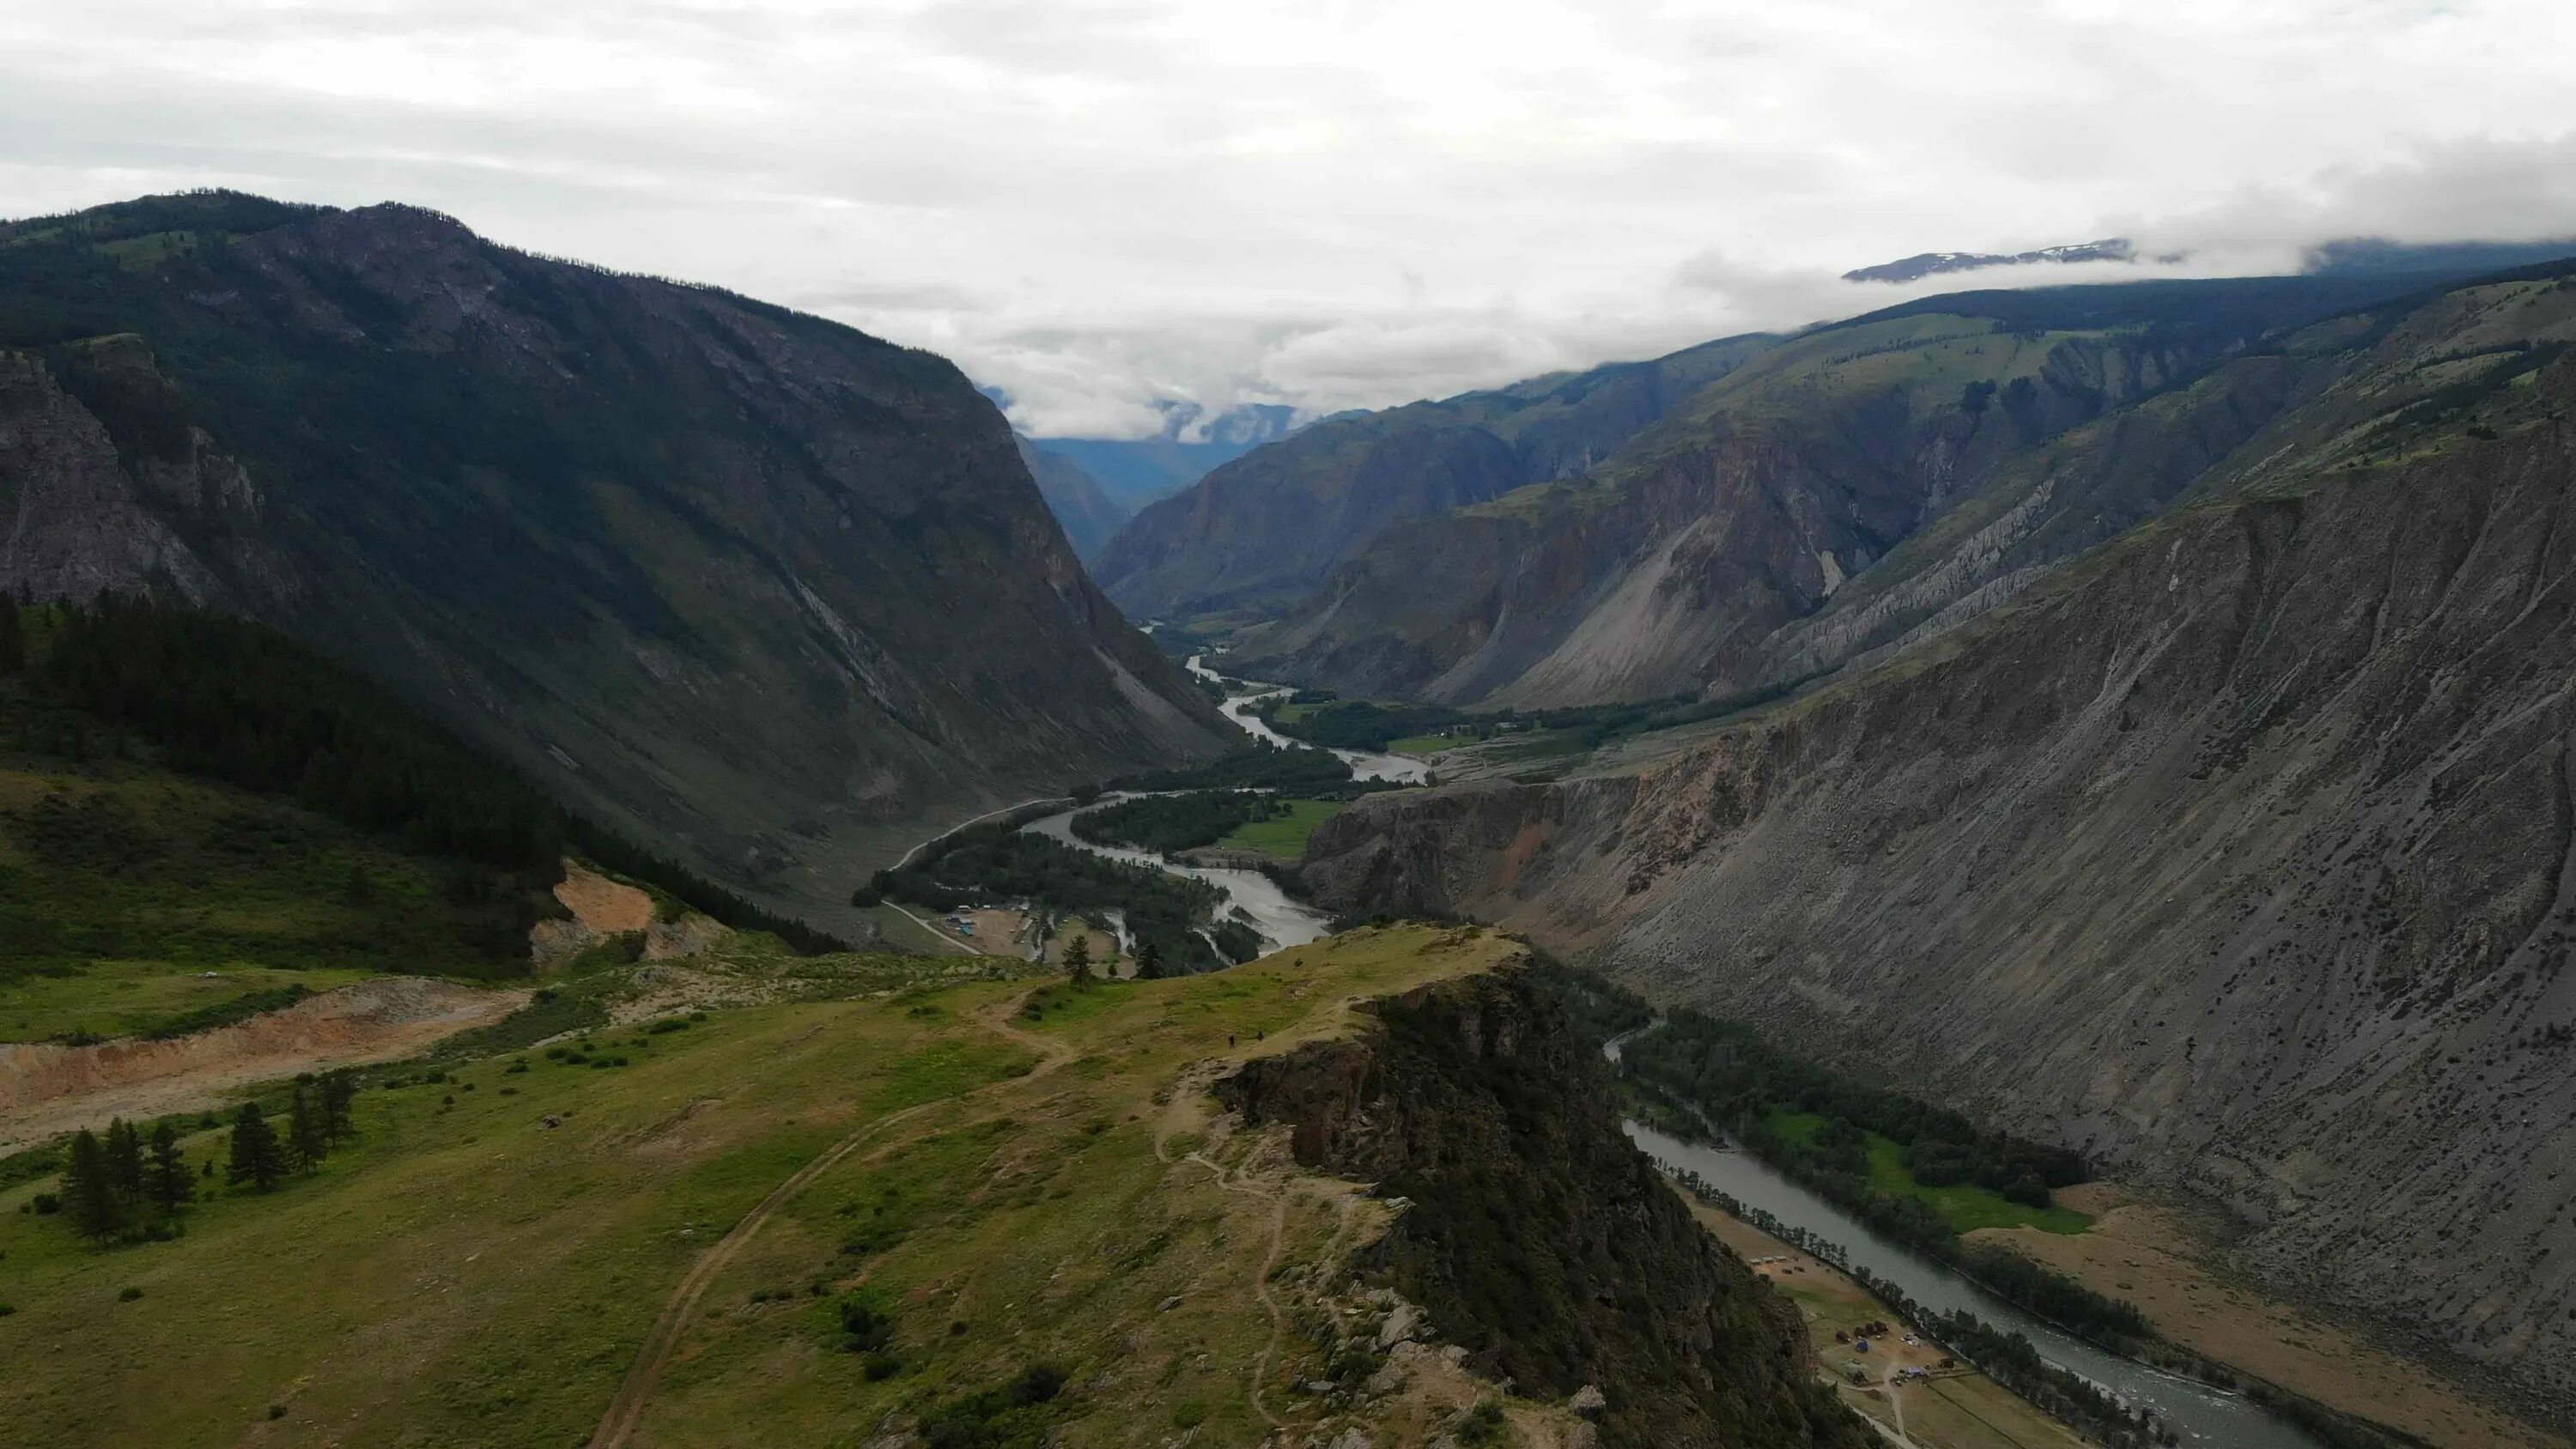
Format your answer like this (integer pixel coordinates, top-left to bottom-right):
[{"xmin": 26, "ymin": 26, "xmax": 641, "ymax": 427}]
[
  {"xmin": 1072, "ymin": 791, "xmax": 1282, "ymax": 854},
  {"xmin": 1107, "ymin": 739, "xmax": 1397, "ymax": 795},
  {"xmin": 1215, "ymin": 798, "xmax": 1344, "ymax": 858},
  {"xmin": 1621, "ymin": 1011, "xmax": 2093, "ymax": 1233},
  {"xmin": 1550, "ymin": 967, "xmax": 2449, "ymax": 1449},
  {"xmin": 1255, "ymin": 677, "xmax": 1815, "ymax": 755},
  {"xmin": 859, "ymin": 825, "xmax": 1249, "ymax": 974},
  {"xmin": 1070, "ymin": 792, "xmax": 1348, "ymax": 861}
]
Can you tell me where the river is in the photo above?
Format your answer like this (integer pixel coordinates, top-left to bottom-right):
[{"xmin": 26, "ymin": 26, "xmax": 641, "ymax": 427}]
[
  {"xmin": 1184, "ymin": 652, "xmax": 1431, "ymax": 785},
  {"xmin": 1019, "ymin": 797, "xmax": 1334, "ymax": 952},
  {"xmin": 969, "ymin": 653, "xmax": 2327, "ymax": 1444},
  {"xmin": 991, "ymin": 649, "xmax": 1410, "ymax": 957},
  {"xmin": 1620, "ymin": 1119, "xmax": 2328, "ymax": 1448}
]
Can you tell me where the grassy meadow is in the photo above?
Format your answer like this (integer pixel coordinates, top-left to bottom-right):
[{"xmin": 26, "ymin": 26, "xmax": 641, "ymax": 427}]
[
  {"xmin": 1771, "ymin": 1111, "xmax": 2094, "ymax": 1236},
  {"xmin": 1213, "ymin": 797, "xmax": 1346, "ymax": 859},
  {"xmin": 0, "ymin": 925, "xmax": 1528, "ymax": 1447}
]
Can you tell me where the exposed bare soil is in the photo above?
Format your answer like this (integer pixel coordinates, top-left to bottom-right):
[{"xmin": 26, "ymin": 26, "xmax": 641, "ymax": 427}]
[
  {"xmin": 0, "ymin": 978, "xmax": 524, "ymax": 1150},
  {"xmin": 555, "ymin": 864, "xmax": 657, "ymax": 934}
]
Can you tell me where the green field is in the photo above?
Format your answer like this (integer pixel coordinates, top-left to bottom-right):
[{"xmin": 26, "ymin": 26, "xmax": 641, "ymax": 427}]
[
  {"xmin": 1771, "ymin": 1111, "xmax": 2093, "ymax": 1235},
  {"xmin": 1214, "ymin": 797, "xmax": 1346, "ymax": 858},
  {"xmin": 1386, "ymin": 733, "xmax": 1460, "ymax": 755},
  {"xmin": 0, "ymin": 961, "xmax": 377, "ymax": 1044},
  {"xmin": 0, "ymin": 925, "xmax": 1531, "ymax": 1447}
]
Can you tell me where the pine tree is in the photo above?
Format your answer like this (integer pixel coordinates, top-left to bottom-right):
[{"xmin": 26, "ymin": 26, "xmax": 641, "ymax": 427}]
[
  {"xmin": 65, "ymin": 1129, "xmax": 122, "ymax": 1243},
  {"xmin": 1061, "ymin": 931, "xmax": 1093, "ymax": 985},
  {"xmin": 104, "ymin": 1118, "xmax": 145, "ymax": 1210},
  {"xmin": 319, "ymin": 1069, "xmax": 358, "ymax": 1143},
  {"xmin": 1134, "ymin": 939, "xmax": 1163, "ymax": 979},
  {"xmin": 147, "ymin": 1123, "xmax": 193, "ymax": 1212},
  {"xmin": 227, "ymin": 1103, "xmax": 286, "ymax": 1191},
  {"xmin": 0, "ymin": 595, "xmax": 23, "ymax": 677},
  {"xmin": 287, "ymin": 1077, "xmax": 329, "ymax": 1170}
]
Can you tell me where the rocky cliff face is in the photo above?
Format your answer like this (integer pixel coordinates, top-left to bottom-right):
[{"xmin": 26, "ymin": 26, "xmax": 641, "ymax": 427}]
[
  {"xmin": 1090, "ymin": 333, "xmax": 1776, "ymax": 621},
  {"xmin": 1220, "ymin": 964, "xmax": 1868, "ymax": 1449},
  {"xmin": 1236, "ymin": 270, "xmax": 2565, "ymax": 709},
  {"xmin": 0, "ymin": 192, "xmax": 1234, "ymax": 921},
  {"xmin": 1303, "ymin": 359, "xmax": 2576, "ymax": 1415}
]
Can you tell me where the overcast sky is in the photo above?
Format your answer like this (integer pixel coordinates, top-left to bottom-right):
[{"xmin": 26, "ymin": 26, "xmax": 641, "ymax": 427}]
[{"xmin": 7, "ymin": 2, "xmax": 2576, "ymax": 437}]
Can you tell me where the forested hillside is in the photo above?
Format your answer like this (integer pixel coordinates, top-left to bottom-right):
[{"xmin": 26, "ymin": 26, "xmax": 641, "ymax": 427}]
[{"xmin": 0, "ymin": 191, "xmax": 1234, "ymax": 930}]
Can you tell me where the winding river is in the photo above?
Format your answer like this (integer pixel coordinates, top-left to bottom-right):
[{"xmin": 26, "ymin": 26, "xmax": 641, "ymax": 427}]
[
  {"xmin": 994, "ymin": 650, "xmax": 1415, "ymax": 955},
  {"xmin": 999, "ymin": 650, "xmax": 2324, "ymax": 1445},
  {"xmin": 1620, "ymin": 1119, "xmax": 2328, "ymax": 1447},
  {"xmin": 1184, "ymin": 652, "xmax": 1431, "ymax": 785}
]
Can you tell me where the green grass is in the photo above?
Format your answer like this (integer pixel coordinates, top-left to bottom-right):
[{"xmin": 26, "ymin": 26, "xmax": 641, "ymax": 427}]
[
  {"xmin": 0, "ymin": 924, "xmax": 1531, "ymax": 1447},
  {"xmin": 0, "ymin": 726, "xmax": 545, "ymax": 1040},
  {"xmin": 1769, "ymin": 1112, "xmax": 2093, "ymax": 1235},
  {"xmin": 1385, "ymin": 734, "xmax": 1460, "ymax": 755},
  {"xmin": 0, "ymin": 961, "xmax": 375, "ymax": 1043},
  {"xmin": 1214, "ymin": 797, "xmax": 1346, "ymax": 859}
]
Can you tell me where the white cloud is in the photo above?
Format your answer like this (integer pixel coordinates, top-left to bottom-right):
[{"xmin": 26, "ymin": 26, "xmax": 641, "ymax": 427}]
[{"xmin": 3, "ymin": 1, "xmax": 2574, "ymax": 435}]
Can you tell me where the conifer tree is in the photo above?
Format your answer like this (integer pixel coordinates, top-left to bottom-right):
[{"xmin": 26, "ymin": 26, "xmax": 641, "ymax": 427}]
[
  {"xmin": 148, "ymin": 1123, "xmax": 193, "ymax": 1212},
  {"xmin": 1133, "ymin": 939, "xmax": 1163, "ymax": 979},
  {"xmin": 287, "ymin": 1077, "xmax": 330, "ymax": 1170},
  {"xmin": 1061, "ymin": 931, "xmax": 1093, "ymax": 985},
  {"xmin": 0, "ymin": 595, "xmax": 22, "ymax": 676},
  {"xmin": 319, "ymin": 1069, "xmax": 358, "ymax": 1143},
  {"xmin": 105, "ymin": 1118, "xmax": 145, "ymax": 1210},
  {"xmin": 227, "ymin": 1103, "xmax": 286, "ymax": 1191},
  {"xmin": 65, "ymin": 1129, "xmax": 122, "ymax": 1243}
]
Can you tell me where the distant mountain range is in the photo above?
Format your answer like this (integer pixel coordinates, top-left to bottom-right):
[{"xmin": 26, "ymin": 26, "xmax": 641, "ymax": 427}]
[
  {"xmin": 1014, "ymin": 434, "xmax": 1130, "ymax": 561},
  {"xmin": 1187, "ymin": 253, "xmax": 2576, "ymax": 1414},
  {"xmin": 1845, "ymin": 233, "xmax": 2576, "ymax": 284},
  {"xmin": 0, "ymin": 191, "xmax": 1235, "ymax": 924},
  {"xmin": 986, "ymin": 396, "xmax": 1305, "ymax": 513},
  {"xmin": 1842, "ymin": 239, "xmax": 2139, "ymax": 282}
]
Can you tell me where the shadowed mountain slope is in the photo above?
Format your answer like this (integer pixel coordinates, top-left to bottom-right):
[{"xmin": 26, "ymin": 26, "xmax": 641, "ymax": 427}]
[
  {"xmin": 0, "ymin": 191, "xmax": 1234, "ymax": 925},
  {"xmin": 1015, "ymin": 433, "xmax": 1130, "ymax": 561}
]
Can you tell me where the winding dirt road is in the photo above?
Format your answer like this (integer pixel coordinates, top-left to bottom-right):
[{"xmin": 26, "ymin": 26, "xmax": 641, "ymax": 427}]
[{"xmin": 586, "ymin": 988, "xmax": 1075, "ymax": 1449}]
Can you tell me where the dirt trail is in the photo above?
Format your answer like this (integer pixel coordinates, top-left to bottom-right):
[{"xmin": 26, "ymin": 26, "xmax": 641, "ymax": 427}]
[
  {"xmin": 0, "ymin": 978, "xmax": 523, "ymax": 1151},
  {"xmin": 588, "ymin": 986, "xmax": 1076, "ymax": 1449}
]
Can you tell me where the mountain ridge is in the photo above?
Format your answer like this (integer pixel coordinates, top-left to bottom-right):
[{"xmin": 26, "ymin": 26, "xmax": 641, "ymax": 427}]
[
  {"xmin": 0, "ymin": 191, "xmax": 1236, "ymax": 926},
  {"xmin": 1297, "ymin": 350, "xmax": 2576, "ymax": 1423}
]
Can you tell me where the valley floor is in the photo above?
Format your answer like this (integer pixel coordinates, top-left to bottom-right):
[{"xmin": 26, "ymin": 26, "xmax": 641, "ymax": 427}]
[
  {"xmin": 1686, "ymin": 1200, "xmax": 2094, "ymax": 1449},
  {"xmin": 1975, "ymin": 1186, "xmax": 2570, "ymax": 1449}
]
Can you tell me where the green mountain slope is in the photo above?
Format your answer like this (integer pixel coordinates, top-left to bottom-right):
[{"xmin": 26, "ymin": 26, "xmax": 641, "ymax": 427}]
[{"xmin": 0, "ymin": 192, "xmax": 1235, "ymax": 926}]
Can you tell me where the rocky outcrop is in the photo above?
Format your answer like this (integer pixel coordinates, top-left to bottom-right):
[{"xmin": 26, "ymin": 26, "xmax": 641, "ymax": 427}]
[
  {"xmin": 1221, "ymin": 965, "xmax": 1869, "ymax": 1449},
  {"xmin": 1237, "ymin": 268, "xmax": 2573, "ymax": 711},
  {"xmin": 0, "ymin": 192, "xmax": 1236, "ymax": 923},
  {"xmin": 1303, "ymin": 360, "xmax": 2576, "ymax": 1416}
]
